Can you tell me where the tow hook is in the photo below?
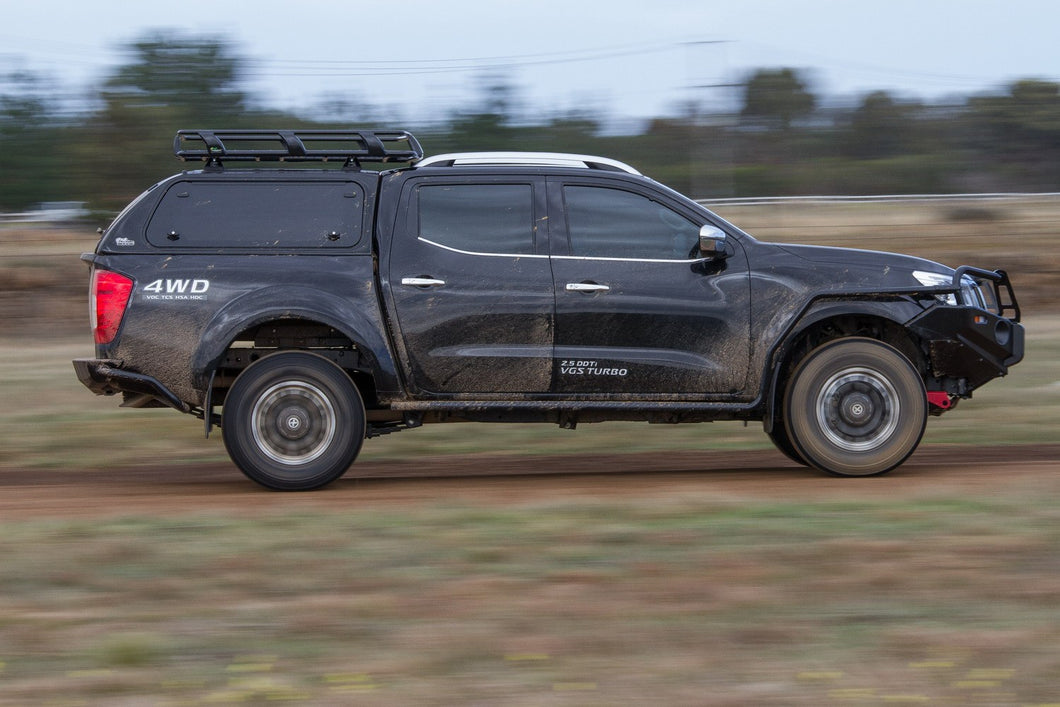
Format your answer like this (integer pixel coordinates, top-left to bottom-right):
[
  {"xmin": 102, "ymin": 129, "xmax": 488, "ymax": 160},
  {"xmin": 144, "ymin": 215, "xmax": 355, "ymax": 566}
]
[{"xmin": 927, "ymin": 391, "xmax": 954, "ymax": 411}]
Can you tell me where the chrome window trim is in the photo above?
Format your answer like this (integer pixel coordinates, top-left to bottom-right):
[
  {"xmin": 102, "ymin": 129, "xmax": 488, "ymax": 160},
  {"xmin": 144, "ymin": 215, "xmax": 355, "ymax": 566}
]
[
  {"xmin": 417, "ymin": 236, "xmax": 704, "ymax": 264},
  {"xmin": 417, "ymin": 236, "xmax": 548, "ymax": 259}
]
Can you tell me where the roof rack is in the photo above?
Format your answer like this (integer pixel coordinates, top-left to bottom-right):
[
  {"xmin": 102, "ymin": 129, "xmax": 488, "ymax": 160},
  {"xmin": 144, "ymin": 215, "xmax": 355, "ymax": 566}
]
[
  {"xmin": 174, "ymin": 129, "xmax": 423, "ymax": 167},
  {"xmin": 414, "ymin": 151, "xmax": 642, "ymax": 175}
]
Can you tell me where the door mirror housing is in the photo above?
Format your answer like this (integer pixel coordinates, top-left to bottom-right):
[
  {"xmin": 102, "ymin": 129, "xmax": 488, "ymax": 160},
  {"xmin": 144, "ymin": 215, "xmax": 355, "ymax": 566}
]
[{"xmin": 699, "ymin": 225, "xmax": 728, "ymax": 259}]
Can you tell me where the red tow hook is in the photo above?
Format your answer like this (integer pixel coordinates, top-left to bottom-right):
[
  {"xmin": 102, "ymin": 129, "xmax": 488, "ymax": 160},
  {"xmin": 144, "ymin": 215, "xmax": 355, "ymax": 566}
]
[{"xmin": 927, "ymin": 391, "xmax": 953, "ymax": 410}]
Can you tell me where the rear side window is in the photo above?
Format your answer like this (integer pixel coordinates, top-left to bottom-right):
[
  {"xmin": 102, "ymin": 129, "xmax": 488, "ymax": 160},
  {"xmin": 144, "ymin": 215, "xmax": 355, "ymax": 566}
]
[
  {"xmin": 147, "ymin": 181, "xmax": 363, "ymax": 248},
  {"xmin": 417, "ymin": 184, "xmax": 535, "ymax": 255}
]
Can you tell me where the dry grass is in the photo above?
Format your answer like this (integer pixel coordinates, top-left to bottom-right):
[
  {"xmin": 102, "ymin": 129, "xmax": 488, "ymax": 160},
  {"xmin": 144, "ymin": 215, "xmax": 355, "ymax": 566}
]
[{"xmin": 1, "ymin": 495, "xmax": 1058, "ymax": 704}]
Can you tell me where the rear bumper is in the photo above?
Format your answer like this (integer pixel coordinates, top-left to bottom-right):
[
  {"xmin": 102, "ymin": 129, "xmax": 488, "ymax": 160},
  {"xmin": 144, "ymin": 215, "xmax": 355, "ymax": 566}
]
[{"xmin": 72, "ymin": 358, "xmax": 190, "ymax": 413}]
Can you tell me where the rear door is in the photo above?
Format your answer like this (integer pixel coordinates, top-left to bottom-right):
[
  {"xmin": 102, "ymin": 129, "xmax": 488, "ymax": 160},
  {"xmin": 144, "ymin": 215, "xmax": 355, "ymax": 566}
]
[
  {"xmin": 385, "ymin": 175, "xmax": 554, "ymax": 396},
  {"xmin": 548, "ymin": 177, "xmax": 751, "ymax": 397}
]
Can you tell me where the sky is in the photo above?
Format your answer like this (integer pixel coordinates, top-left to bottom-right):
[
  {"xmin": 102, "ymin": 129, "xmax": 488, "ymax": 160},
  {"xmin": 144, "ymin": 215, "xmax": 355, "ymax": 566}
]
[{"xmin": 2, "ymin": 0, "xmax": 1058, "ymax": 124}]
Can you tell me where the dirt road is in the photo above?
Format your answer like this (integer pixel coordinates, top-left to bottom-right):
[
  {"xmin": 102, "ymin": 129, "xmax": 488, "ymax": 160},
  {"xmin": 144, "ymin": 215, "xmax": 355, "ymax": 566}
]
[{"xmin": 4, "ymin": 444, "xmax": 1059, "ymax": 520}]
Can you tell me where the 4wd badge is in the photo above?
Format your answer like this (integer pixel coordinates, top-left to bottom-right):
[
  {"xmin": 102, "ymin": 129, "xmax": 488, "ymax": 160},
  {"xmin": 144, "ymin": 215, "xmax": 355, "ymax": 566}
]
[{"xmin": 142, "ymin": 278, "xmax": 210, "ymax": 301}]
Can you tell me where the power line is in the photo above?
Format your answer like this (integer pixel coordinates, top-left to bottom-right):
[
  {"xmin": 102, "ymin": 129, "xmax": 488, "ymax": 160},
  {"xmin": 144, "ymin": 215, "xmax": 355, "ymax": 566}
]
[
  {"xmin": 739, "ymin": 39, "xmax": 1058, "ymax": 90},
  {"xmin": 254, "ymin": 41, "xmax": 670, "ymax": 67},
  {"xmin": 243, "ymin": 42, "xmax": 676, "ymax": 78}
]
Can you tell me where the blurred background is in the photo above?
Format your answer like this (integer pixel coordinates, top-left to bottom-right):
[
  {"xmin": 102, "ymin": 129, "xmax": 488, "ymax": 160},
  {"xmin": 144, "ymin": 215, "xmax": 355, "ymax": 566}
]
[
  {"xmin": 3, "ymin": 0, "xmax": 1060, "ymax": 215},
  {"xmin": 3, "ymin": 4, "xmax": 1060, "ymax": 704}
]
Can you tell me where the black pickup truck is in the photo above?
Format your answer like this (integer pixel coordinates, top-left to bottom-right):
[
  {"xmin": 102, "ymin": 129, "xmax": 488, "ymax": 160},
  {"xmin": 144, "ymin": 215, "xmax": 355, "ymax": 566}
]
[{"xmin": 73, "ymin": 129, "xmax": 1024, "ymax": 489}]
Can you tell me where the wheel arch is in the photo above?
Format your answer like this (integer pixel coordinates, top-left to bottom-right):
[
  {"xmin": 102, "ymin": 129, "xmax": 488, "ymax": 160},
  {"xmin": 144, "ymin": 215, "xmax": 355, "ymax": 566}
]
[
  {"xmin": 190, "ymin": 286, "xmax": 401, "ymax": 401},
  {"xmin": 763, "ymin": 300, "xmax": 926, "ymax": 434}
]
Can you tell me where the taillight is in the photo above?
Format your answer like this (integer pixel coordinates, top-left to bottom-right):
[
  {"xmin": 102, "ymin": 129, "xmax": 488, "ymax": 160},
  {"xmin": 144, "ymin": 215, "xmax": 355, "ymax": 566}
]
[{"xmin": 90, "ymin": 269, "xmax": 134, "ymax": 345}]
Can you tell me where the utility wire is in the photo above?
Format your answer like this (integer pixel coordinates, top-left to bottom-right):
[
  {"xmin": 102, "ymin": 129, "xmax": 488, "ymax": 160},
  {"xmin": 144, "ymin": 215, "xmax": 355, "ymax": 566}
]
[{"xmin": 243, "ymin": 42, "xmax": 676, "ymax": 78}]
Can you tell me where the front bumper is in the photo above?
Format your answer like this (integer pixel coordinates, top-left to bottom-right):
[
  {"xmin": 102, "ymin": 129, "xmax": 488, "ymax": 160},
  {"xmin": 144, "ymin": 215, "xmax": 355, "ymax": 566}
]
[
  {"xmin": 907, "ymin": 306, "xmax": 1024, "ymax": 395},
  {"xmin": 72, "ymin": 358, "xmax": 190, "ymax": 413},
  {"xmin": 906, "ymin": 266, "xmax": 1024, "ymax": 395}
]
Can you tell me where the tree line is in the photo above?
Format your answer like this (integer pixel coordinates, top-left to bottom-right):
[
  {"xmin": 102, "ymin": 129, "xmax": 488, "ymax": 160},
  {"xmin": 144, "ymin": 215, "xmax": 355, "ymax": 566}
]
[{"xmin": 3, "ymin": 33, "xmax": 1060, "ymax": 213}]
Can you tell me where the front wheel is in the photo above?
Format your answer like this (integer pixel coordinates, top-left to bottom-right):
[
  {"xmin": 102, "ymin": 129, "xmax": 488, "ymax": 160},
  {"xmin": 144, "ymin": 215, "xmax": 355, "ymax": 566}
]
[
  {"xmin": 783, "ymin": 338, "xmax": 926, "ymax": 477},
  {"xmin": 221, "ymin": 352, "xmax": 365, "ymax": 490}
]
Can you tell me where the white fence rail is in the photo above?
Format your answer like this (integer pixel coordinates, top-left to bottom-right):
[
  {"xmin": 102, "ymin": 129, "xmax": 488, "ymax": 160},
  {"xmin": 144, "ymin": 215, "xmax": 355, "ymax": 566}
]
[{"xmin": 697, "ymin": 193, "xmax": 1060, "ymax": 207}]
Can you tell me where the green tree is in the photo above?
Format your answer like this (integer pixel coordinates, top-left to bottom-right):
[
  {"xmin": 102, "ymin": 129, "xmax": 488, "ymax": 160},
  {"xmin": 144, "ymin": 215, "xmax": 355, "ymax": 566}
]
[
  {"xmin": 104, "ymin": 32, "xmax": 247, "ymax": 117},
  {"xmin": 843, "ymin": 91, "xmax": 923, "ymax": 159},
  {"xmin": 0, "ymin": 71, "xmax": 70, "ymax": 210},
  {"xmin": 81, "ymin": 32, "xmax": 254, "ymax": 209},
  {"xmin": 740, "ymin": 68, "xmax": 816, "ymax": 131},
  {"xmin": 966, "ymin": 79, "xmax": 1060, "ymax": 188},
  {"xmin": 435, "ymin": 77, "xmax": 524, "ymax": 153},
  {"xmin": 735, "ymin": 68, "xmax": 818, "ymax": 194}
]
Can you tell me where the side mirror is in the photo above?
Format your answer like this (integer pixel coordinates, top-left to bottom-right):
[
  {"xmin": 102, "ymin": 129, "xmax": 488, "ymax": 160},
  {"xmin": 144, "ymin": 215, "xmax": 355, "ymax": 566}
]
[{"xmin": 699, "ymin": 225, "xmax": 727, "ymax": 259}]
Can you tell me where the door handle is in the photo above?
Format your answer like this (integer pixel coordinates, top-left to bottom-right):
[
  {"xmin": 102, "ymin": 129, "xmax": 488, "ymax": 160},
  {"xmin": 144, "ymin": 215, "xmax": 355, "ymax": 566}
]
[
  {"xmin": 565, "ymin": 282, "xmax": 610, "ymax": 293},
  {"xmin": 401, "ymin": 277, "xmax": 446, "ymax": 288}
]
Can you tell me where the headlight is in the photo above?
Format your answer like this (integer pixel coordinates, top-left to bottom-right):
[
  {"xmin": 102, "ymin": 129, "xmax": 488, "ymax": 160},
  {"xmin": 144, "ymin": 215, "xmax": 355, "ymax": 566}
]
[
  {"xmin": 913, "ymin": 270, "xmax": 986, "ymax": 308},
  {"xmin": 913, "ymin": 270, "xmax": 951, "ymax": 288},
  {"xmin": 913, "ymin": 270, "xmax": 958, "ymax": 305}
]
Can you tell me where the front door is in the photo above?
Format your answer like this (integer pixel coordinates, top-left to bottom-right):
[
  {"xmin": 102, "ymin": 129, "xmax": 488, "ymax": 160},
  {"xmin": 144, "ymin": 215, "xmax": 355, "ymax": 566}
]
[
  {"xmin": 548, "ymin": 179, "xmax": 750, "ymax": 397},
  {"xmin": 386, "ymin": 177, "xmax": 553, "ymax": 395}
]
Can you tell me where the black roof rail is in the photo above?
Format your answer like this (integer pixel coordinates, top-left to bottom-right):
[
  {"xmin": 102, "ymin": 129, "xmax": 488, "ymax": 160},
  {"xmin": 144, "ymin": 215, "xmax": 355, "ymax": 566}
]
[{"xmin": 173, "ymin": 129, "xmax": 423, "ymax": 168}]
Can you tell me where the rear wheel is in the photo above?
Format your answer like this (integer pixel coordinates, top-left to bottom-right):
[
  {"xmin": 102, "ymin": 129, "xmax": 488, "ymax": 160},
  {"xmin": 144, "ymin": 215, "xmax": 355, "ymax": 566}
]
[
  {"xmin": 222, "ymin": 352, "xmax": 365, "ymax": 490},
  {"xmin": 783, "ymin": 338, "xmax": 926, "ymax": 477}
]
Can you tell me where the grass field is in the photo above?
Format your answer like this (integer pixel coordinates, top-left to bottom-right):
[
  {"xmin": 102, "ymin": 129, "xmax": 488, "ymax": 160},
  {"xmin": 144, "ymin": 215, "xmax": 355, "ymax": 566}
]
[{"xmin": 2, "ymin": 485, "xmax": 1059, "ymax": 703}]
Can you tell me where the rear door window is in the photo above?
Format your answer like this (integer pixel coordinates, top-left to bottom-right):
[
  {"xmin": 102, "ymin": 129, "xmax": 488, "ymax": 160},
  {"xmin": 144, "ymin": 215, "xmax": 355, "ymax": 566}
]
[{"xmin": 416, "ymin": 183, "xmax": 536, "ymax": 255}]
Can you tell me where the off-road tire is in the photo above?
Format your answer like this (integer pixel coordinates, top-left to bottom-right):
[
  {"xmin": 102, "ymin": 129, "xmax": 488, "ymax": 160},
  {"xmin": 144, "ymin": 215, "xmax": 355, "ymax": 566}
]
[
  {"xmin": 221, "ymin": 351, "xmax": 365, "ymax": 490},
  {"xmin": 783, "ymin": 338, "xmax": 926, "ymax": 477}
]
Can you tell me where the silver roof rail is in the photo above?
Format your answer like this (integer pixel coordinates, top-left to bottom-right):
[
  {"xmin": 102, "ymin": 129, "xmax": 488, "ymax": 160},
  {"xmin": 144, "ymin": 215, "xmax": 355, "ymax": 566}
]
[{"xmin": 415, "ymin": 151, "xmax": 641, "ymax": 175}]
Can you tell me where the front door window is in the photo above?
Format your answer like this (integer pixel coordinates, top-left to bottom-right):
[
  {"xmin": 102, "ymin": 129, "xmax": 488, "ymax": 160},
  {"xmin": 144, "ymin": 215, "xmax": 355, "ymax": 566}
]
[{"xmin": 564, "ymin": 185, "xmax": 700, "ymax": 260}]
